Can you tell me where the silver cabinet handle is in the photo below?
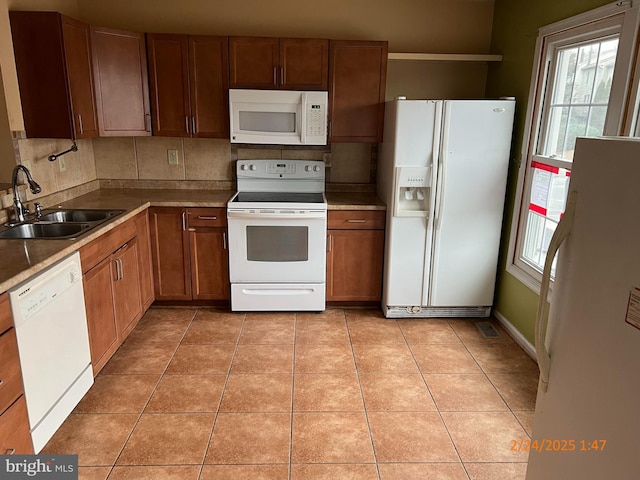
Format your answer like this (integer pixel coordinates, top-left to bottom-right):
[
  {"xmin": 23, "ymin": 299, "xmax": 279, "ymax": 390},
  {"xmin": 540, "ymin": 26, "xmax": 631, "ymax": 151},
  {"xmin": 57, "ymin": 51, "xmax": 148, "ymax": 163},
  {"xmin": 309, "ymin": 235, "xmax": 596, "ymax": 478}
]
[
  {"xmin": 223, "ymin": 232, "xmax": 227, "ymax": 250},
  {"xmin": 280, "ymin": 66, "xmax": 284, "ymax": 85},
  {"xmin": 113, "ymin": 258, "xmax": 123, "ymax": 281},
  {"xmin": 5, "ymin": 449, "xmax": 15, "ymax": 455},
  {"xmin": 197, "ymin": 216, "xmax": 217, "ymax": 220},
  {"xmin": 273, "ymin": 66, "xmax": 277, "ymax": 85},
  {"xmin": 346, "ymin": 219, "xmax": 366, "ymax": 223},
  {"xmin": 327, "ymin": 234, "xmax": 332, "ymax": 252},
  {"xmin": 112, "ymin": 258, "xmax": 119, "ymax": 282},
  {"xmin": 0, "ymin": 379, "xmax": 3, "ymax": 386},
  {"xmin": 181, "ymin": 211, "xmax": 187, "ymax": 231},
  {"xmin": 145, "ymin": 113, "xmax": 151, "ymax": 132},
  {"xmin": 191, "ymin": 116, "xmax": 196, "ymax": 136},
  {"xmin": 77, "ymin": 113, "xmax": 84, "ymax": 135},
  {"xmin": 185, "ymin": 116, "xmax": 190, "ymax": 134}
]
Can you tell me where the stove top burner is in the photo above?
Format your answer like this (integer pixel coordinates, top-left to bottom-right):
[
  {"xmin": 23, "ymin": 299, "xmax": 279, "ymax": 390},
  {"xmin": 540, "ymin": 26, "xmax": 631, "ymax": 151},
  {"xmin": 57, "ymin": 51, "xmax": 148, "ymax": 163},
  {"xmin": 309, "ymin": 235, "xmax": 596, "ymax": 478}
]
[{"xmin": 232, "ymin": 192, "xmax": 326, "ymax": 203}]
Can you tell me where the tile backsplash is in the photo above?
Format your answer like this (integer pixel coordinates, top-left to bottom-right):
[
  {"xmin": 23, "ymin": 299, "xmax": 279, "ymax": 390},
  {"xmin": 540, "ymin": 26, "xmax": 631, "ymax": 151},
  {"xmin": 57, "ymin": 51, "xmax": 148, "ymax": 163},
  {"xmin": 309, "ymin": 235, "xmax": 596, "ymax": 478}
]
[
  {"xmin": 2, "ymin": 135, "xmax": 377, "ymax": 221},
  {"xmin": 93, "ymin": 137, "xmax": 376, "ymax": 187}
]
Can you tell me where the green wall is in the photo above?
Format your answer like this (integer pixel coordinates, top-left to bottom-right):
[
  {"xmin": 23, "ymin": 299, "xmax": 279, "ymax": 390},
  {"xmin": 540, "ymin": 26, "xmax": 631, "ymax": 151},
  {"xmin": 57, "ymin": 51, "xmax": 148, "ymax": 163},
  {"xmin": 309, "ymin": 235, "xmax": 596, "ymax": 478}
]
[{"xmin": 486, "ymin": 0, "xmax": 612, "ymax": 342}]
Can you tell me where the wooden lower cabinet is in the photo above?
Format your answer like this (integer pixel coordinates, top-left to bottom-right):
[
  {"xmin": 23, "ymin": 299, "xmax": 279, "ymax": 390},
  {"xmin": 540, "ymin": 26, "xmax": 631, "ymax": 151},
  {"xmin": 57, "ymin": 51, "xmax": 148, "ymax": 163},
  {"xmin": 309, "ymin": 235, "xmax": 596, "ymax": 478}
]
[
  {"xmin": 111, "ymin": 239, "xmax": 142, "ymax": 338},
  {"xmin": 134, "ymin": 210, "xmax": 155, "ymax": 310},
  {"xmin": 149, "ymin": 208, "xmax": 191, "ymax": 300},
  {"xmin": 83, "ymin": 256, "xmax": 119, "ymax": 374},
  {"xmin": 149, "ymin": 207, "xmax": 229, "ymax": 302},
  {"xmin": 189, "ymin": 227, "xmax": 229, "ymax": 300},
  {"xmin": 0, "ymin": 397, "xmax": 34, "ymax": 455},
  {"xmin": 0, "ymin": 294, "xmax": 34, "ymax": 454},
  {"xmin": 80, "ymin": 216, "xmax": 145, "ymax": 375},
  {"xmin": 326, "ymin": 210, "xmax": 385, "ymax": 302}
]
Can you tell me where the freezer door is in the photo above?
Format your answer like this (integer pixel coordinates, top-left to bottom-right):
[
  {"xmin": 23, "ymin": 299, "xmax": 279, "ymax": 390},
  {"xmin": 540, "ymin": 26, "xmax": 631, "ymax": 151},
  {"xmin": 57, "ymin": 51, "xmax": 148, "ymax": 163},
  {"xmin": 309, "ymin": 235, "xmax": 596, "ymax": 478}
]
[
  {"xmin": 428, "ymin": 100, "xmax": 514, "ymax": 307},
  {"xmin": 381, "ymin": 100, "xmax": 441, "ymax": 308}
]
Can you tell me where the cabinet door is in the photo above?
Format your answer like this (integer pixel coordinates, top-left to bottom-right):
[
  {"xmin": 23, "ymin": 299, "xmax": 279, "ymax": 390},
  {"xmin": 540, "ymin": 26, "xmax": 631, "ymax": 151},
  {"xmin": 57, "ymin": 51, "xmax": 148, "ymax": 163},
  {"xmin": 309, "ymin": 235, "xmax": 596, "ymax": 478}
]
[
  {"xmin": 229, "ymin": 36, "xmax": 279, "ymax": 89},
  {"xmin": 134, "ymin": 211, "xmax": 155, "ymax": 311},
  {"xmin": 280, "ymin": 38, "xmax": 328, "ymax": 90},
  {"xmin": 0, "ymin": 397, "xmax": 34, "ymax": 455},
  {"xmin": 149, "ymin": 208, "xmax": 192, "ymax": 300},
  {"xmin": 83, "ymin": 256, "xmax": 118, "ymax": 376},
  {"xmin": 189, "ymin": 35, "xmax": 229, "ymax": 138},
  {"xmin": 91, "ymin": 26, "xmax": 151, "ymax": 136},
  {"xmin": 112, "ymin": 240, "xmax": 142, "ymax": 338},
  {"xmin": 329, "ymin": 40, "xmax": 388, "ymax": 142},
  {"xmin": 326, "ymin": 229, "xmax": 384, "ymax": 301},
  {"xmin": 189, "ymin": 227, "xmax": 229, "ymax": 300},
  {"xmin": 147, "ymin": 33, "xmax": 191, "ymax": 137},
  {"xmin": 61, "ymin": 16, "xmax": 99, "ymax": 139}
]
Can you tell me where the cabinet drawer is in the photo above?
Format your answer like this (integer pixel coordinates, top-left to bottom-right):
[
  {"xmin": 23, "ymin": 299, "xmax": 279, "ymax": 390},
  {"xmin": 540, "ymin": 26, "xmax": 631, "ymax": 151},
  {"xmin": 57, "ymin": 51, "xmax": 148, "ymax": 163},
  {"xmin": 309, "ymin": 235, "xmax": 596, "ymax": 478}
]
[
  {"xmin": 0, "ymin": 293, "xmax": 12, "ymax": 335},
  {"xmin": 187, "ymin": 208, "xmax": 227, "ymax": 227},
  {"xmin": 0, "ymin": 329, "xmax": 24, "ymax": 416},
  {"xmin": 80, "ymin": 218, "xmax": 136, "ymax": 272},
  {"xmin": 0, "ymin": 396, "xmax": 34, "ymax": 455},
  {"xmin": 328, "ymin": 210, "xmax": 385, "ymax": 230}
]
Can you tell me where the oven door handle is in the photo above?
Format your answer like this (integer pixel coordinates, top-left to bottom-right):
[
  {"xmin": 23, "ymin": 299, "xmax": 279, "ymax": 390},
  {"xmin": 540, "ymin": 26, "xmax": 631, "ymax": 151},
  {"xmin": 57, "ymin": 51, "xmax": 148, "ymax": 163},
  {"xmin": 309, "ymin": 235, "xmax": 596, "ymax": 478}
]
[{"xmin": 227, "ymin": 211, "xmax": 327, "ymax": 220}]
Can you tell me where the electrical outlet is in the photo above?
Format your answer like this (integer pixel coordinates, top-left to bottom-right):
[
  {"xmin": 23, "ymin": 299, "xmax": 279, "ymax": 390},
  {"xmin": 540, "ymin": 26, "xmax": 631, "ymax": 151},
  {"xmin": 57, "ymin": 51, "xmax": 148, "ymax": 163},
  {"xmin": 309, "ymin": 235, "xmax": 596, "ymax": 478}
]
[
  {"xmin": 167, "ymin": 149, "xmax": 179, "ymax": 165},
  {"xmin": 59, "ymin": 157, "xmax": 66, "ymax": 172}
]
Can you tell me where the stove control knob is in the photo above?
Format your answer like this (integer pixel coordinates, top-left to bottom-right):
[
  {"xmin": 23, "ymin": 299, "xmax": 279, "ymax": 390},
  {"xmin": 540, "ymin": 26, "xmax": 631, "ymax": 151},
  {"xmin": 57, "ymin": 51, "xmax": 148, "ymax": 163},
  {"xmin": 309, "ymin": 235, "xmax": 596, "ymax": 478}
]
[
  {"xmin": 240, "ymin": 164, "xmax": 248, "ymax": 171},
  {"xmin": 313, "ymin": 165, "xmax": 321, "ymax": 172},
  {"xmin": 305, "ymin": 165, "xmax": 312, "ymax": 172},
  {"xmin": 249, "ymin": 164, "xmax": 257, "ymax": 171}
]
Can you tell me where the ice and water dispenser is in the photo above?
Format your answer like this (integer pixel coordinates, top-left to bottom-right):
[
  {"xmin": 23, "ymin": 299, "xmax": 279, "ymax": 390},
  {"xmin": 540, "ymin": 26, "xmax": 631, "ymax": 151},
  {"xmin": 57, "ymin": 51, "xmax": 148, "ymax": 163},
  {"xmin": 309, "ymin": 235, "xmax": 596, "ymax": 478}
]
[{"xmin": 394, "ymin": 167, "xmax": 431, "ymax": 217}]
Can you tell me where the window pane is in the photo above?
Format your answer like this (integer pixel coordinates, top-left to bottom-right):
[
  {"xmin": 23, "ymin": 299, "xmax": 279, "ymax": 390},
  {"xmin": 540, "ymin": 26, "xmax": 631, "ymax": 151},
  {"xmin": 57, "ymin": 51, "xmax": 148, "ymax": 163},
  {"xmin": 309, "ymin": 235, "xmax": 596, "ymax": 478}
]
[
  {"xmin": 593, "ymin": 39, "xmax": 617, "ymax": 103},
  {"xmin": 540, "ymin": 35, "xmax": 619, "ymax": 161},
  {"xmin": 522, "ymin": 162, "xmax": 570, "ymax": 273}
]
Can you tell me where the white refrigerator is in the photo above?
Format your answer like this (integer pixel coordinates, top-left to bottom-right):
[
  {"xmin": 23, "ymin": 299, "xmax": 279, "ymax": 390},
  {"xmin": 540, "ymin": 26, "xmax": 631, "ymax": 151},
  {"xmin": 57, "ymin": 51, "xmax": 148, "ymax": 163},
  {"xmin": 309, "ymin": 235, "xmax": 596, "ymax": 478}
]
[
  {"xmin": 377, "ymin": 99, "xmax": 515, "ymax": 318},
  {"xmin": 527, "ymin": 137, "xmax": 640, "ymax": 479}
]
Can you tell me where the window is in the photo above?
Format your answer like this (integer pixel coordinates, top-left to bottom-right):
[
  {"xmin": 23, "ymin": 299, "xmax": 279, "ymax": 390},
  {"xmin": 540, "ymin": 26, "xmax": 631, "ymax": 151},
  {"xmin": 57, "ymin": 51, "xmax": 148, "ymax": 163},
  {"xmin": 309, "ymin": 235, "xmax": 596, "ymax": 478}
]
[{"xmin": 508, "ymin": 1, "xmax": 640, "ymax": 291}]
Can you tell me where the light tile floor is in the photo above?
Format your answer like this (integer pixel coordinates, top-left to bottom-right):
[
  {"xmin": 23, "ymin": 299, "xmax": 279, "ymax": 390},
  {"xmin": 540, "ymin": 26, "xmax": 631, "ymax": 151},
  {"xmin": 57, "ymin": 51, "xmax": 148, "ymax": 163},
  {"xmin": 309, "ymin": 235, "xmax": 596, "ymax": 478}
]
[{"xmin": 42, "ymin": 307, "xmax": 538, "ymax": 480}]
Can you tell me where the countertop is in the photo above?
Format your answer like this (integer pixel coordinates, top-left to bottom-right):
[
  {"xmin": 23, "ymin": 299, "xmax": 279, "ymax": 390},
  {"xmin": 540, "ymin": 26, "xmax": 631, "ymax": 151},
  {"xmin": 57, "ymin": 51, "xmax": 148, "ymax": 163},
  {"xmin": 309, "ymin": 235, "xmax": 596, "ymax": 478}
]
[{"xmin": 0, "ymin": 189, "xmax": 385, "ymax": 293}]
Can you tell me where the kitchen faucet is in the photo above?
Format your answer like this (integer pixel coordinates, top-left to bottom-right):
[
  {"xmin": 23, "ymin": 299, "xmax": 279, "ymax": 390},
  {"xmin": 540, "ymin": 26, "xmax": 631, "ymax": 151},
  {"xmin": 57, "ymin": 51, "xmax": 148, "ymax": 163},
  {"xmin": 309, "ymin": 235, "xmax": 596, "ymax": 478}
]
[{"xmin": 11, "ymin": 164, "xmax": 42, "ymax": 224}]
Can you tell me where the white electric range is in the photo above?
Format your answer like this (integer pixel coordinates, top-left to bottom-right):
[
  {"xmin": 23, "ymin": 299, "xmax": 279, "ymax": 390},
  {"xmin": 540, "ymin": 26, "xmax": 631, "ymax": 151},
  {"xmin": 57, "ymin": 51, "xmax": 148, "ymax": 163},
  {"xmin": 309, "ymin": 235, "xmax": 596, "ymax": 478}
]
[{"xmin": 227, "ymin": 159, "xmax": 327, "ymax": 311}]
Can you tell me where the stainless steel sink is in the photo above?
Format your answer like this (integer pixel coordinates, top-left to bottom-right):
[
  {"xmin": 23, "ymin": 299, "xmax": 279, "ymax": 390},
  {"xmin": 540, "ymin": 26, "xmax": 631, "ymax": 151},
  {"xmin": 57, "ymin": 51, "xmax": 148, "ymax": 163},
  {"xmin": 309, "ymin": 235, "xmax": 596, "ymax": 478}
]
[
  {"xmin": 0, "ymin": 208, "xmax": 125, "ymax": 239},
  {"xmin": 38, "ymin": 208, "xmax": 125, "ymax": 223},
  {"xmin": 0, "ymin": 222, "xmax": 92, "ymax": 239}
]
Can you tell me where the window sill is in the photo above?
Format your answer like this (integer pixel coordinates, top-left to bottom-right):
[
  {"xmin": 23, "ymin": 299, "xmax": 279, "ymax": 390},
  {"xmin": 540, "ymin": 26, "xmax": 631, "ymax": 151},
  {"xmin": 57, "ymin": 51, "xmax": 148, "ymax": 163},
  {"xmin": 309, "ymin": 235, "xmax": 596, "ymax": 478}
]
[{"xmin": 506, "ymin": 262, "xmax": 543, "ymax": 296}]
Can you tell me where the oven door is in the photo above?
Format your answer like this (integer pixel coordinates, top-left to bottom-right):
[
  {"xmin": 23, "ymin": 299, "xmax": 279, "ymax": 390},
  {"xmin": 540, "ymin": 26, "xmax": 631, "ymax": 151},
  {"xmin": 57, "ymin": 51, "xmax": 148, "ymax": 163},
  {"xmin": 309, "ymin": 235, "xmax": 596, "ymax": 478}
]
[{"xmin": 227, "ymin": 209, "xmax": 327, "ymax": 283}]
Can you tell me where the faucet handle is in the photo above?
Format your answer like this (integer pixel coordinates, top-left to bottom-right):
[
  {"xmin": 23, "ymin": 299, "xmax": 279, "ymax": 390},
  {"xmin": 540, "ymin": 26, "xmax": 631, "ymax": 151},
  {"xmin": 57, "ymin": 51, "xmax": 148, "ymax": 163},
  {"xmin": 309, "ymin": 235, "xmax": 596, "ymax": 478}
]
[{"xmin": 34, "ymin": 202, "xmax": 42, "ymax": 218}]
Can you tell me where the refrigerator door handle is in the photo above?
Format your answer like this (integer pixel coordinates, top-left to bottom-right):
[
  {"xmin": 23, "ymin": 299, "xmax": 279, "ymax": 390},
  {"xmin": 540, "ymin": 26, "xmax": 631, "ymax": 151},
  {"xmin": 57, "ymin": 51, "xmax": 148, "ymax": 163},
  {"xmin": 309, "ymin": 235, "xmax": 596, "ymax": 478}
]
[
  {"xmin": 433, "ymin": 115, "xmax": 447, "ymax": 230},
  {"xmin": 535, "ymin": 189, "xmax": 578, "ymax": 392}
]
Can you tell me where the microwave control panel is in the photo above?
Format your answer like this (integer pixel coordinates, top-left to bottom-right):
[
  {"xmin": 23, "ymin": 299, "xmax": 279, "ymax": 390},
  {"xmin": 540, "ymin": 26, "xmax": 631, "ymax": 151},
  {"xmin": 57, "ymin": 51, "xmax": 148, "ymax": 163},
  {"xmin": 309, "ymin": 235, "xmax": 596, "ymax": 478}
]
[{"xmin": 306, "ymin": 103, "xmax": 326, "ymax": 137}]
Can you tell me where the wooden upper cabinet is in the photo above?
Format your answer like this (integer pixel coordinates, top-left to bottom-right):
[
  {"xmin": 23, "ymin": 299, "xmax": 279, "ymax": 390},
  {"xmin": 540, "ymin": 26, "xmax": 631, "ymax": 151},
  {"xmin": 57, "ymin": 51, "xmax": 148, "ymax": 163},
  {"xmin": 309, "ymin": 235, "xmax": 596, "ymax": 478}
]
[
  {"xmin": 329, "ymin": 40, "xmax": 388, "ymax": 143},
  {"xmin": 147, "ymin": 33, "xmax": 229, "ymax": 138},
  {"xmin": 280, "ymin": 38, "xmax": 328, "ymax": 90},
  {"xmin": 10, "ymin": 11, "xmax": 98, "ymax": 139},
  {"xmin": 146, "ymin": 34, "xmax": 191, "ymax": 137},
  {"xmin": 189, "ymin": 35, "xmax": 230, "ymax": 138},
  {"xmin": 229, "ymin": 37, "xmax": 279, "ymax": 89},
  {"xmin": 91, "ymin": 26, "xmax": 151, "ymax": 136},
  {"xmin": 229, "ymin": 36, "xmax": 328, "ymax": 90}
]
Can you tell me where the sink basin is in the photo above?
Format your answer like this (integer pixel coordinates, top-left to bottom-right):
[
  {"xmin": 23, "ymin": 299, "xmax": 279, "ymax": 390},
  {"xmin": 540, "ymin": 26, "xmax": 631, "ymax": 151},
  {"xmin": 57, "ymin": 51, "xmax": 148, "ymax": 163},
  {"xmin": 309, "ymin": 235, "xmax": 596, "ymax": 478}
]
[
  {"xmin": 0, "ymin": 222, "xmax": 92, "ymax": 239},
  {"xmin": 38, "ymin": 209, "xmax": 125, "ymax": 223}
]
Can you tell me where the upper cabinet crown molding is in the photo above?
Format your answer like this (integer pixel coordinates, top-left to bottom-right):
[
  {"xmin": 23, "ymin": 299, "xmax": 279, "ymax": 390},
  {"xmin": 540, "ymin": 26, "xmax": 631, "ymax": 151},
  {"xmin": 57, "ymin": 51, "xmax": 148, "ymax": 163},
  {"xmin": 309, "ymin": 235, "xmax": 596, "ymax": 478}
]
[
  {"xmin": 388, "ymin": 53, "xmax": 503, "ymax": 62},
  {"xmin": 10, "ymin": 11, "xmax": 99, "ymax": 140}
]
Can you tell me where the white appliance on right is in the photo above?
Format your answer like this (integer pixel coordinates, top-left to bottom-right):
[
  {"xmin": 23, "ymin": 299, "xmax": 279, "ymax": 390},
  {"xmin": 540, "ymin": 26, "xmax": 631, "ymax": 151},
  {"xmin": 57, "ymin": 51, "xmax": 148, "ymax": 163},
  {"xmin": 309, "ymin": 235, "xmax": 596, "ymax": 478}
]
[
  {"xmin": 378, "ymin": 98, "xmax": 515, "ymax": 318},
  {"xmin": 527, "ymin": 136, "xmax": 640, "ymax": 479}
]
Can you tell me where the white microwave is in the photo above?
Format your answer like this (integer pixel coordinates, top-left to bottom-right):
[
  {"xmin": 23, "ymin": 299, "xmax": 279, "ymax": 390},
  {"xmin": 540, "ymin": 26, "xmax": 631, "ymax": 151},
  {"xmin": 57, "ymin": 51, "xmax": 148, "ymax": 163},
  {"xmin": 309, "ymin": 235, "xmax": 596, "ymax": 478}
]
[{"xmin": 229, "ymin": 89, "xmax": 328, "ymax": 145}]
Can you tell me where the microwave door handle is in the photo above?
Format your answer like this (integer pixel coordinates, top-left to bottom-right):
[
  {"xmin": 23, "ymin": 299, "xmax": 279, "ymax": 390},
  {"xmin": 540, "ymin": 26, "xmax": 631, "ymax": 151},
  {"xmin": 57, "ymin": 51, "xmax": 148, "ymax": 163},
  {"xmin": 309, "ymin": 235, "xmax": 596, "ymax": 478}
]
[{"xmin": 300, "ymin": 92, "xmax": 307, "ymax": 144}]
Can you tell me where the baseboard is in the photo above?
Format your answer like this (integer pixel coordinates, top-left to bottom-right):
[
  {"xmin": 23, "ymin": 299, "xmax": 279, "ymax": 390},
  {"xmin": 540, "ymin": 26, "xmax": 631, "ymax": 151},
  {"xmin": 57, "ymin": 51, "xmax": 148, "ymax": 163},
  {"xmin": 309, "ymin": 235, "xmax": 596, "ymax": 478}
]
[{"xmin": 493, "ymin": 310, "xmax": 537, "ymax": 360}]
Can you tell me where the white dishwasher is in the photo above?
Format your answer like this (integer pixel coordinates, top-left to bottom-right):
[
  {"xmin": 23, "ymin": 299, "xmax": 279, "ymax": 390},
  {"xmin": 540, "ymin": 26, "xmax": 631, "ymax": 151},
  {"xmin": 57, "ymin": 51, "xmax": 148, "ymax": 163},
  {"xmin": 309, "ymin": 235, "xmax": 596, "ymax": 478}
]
[{"xmin": 9, "ymin": 251, "xmax": 93, "ymax": 453}]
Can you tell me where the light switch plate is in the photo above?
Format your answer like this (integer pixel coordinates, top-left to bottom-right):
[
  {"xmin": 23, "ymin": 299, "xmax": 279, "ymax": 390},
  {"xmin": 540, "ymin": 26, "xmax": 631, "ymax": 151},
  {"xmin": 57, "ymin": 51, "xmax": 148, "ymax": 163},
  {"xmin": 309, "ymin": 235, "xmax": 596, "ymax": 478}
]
[{"xmin": 167, "ymin": 149, "xmax": 179, "ymax": 165}]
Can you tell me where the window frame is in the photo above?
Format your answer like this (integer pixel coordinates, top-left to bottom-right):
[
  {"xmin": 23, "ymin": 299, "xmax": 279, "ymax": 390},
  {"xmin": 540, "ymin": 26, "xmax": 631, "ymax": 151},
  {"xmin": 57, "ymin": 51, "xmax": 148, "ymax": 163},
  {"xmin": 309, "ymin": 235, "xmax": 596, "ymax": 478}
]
[{"xmin": 506, "ymin": 0, "xmax": 640, "ymax": 293}]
